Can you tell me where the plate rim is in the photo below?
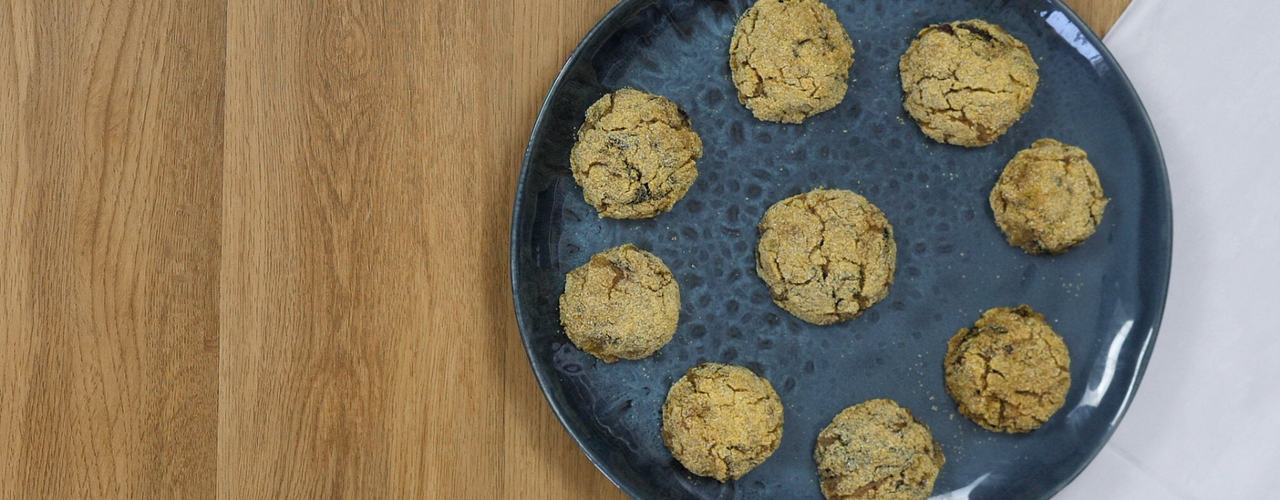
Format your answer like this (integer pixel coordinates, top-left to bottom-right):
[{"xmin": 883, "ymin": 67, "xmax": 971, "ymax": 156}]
[{"xmin": 508, "ymin": 0, "xmax": 1173, "ymax": 497}]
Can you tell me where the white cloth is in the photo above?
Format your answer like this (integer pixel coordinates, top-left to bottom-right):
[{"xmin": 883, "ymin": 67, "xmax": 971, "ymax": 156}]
[{"xmin": 1060, "ymin": 1, "xmax": 1280, "ymax": 498}]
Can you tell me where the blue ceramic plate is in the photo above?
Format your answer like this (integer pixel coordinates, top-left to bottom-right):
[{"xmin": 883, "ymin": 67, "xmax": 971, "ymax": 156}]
[{"xmin": 511, "ymin": 0, "xmax": 1171, "ymax": 498}]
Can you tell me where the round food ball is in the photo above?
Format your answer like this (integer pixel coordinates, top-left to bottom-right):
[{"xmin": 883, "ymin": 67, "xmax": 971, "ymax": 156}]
[
  {"xmin": 899, "ymin": 19, "xmax": 1038, "ymax": 146},
  {"xmin": 570, "ymin": 88, "xmax": 703, "ymax": 219},
  {"xmin": 814, "ymin": 399, "xmax": 945, "ymax": 500},
  {"xmin": 756, "ymin": 189, "xmax": 896, "ymax": 325},
  {"xmin": 662, "ymin": 363, "xmax": 784, "ymax": 482},
  {"xmin": 990, "ymin": 138, "xmax": 1108, "ymax": 254},
  {"xmin": 559, "ymin": 244, "xmax": 679, "ymax": 362},
  {"xmin": 729, "ymin": 0, "xmax": 854, "ymax": 123},
  {"xmin": 944, "ymin": 305, "xmax": 1071, "ymax": 433}
]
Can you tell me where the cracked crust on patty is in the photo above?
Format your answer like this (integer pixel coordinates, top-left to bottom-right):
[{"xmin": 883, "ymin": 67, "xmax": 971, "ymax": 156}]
[
  {"xmin": 570, "ymin": 88, "xmax": 703, "ymax": 219},
  {"xmin": 814, "ymin": 399, "xmax": 945, "ymax": 500},
  {"xmin": 661, "ymin": 363, "xmax": 784, "ymax": 482},
  {"xmin": 944, "ymin": 305, "xmax": 1071, "ymax": 433},
  {"xmin": 729, "ymin": 0, "xmax": 854, "ymax": 123},
  {"xmin": 755, "ymin": 189, "xmax": 896, "ymax": 325},
  {"xmin": 899, "ymin": 19, "xmax": 1038, "ymax": 146},
  {"xmin": 990, "ymin": 138, "xmax": 1108, "ymax": 254},
  {"xmin": 559, "ymin": 244, "xmax": 680, "ymax": 362}
]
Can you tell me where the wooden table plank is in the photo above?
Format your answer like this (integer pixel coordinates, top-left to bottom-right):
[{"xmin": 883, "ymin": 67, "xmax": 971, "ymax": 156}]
[
  {"xmin": 1066, "ymin": 0, "xmax": 1131, "ymax": 37},
  {"xmin": 0, "ymin": 1, "xmax": 222, "ymax": 497},
  {"xmin": 221, "ymin": 0, "xmax": 514, "ymax": 497},
  {"xmin": 504, "ymin": 3, "xmax": 626, "ymax": 498}
]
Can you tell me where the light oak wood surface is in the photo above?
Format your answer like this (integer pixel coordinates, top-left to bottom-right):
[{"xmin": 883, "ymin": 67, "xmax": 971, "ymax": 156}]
[{"xmin": 0, "ymin": 0, "xmax": 1128, "ymax": 497}]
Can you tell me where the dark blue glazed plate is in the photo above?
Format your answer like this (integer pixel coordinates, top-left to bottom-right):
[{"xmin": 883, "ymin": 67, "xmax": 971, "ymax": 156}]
[{"xmin": 510, "ymin": 0, "xmax": 1171, "ymax": 498}]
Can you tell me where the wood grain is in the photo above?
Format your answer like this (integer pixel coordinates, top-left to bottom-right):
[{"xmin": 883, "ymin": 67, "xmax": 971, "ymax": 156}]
[
  {"xmin": 223, "ymin": 0, "xmax": 440, "ymax": 497},
  {"xmin": 1066, "ymin": 0, "xmax": 1130, "ymax": 37},
  {"xmin": 0, "ymin": 0, "xmax": 1126, "ymax": 498},
  {"xmin": 0, "ymin": 0, "xmax": 222, "ymax": 497},
  {"xmin": 221, "ymin": 0, "xmax": 527, "ymax": 497}
]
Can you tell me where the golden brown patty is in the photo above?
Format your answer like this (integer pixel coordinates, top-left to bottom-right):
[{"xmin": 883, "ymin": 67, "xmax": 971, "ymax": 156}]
[
  {"xmin": 559, "ymin": 244, "xmax": 679, "ymax": 362},
  {"xmin": 661, "ymin": 363, "xmax": 784, "ymax": 482},
  {"xmin": 990, "ymin": 138, "xmax": 1108, "ymax": 254},
  {"xmin": 814, "ymin": 399, "xmax": 945, "ymax": 500},
  {"xmin": 944, "ymin": 305, "xmax": 1071, "ymax": 433},
  {"xmin": 899, "ymin": 19, "xmax": 1038, "ymax": 146},
  {"xmin": 570, "ymin": 88, "xmax": 703, "ymax": 219},
  {"xmin": 729, "ymin": 0, "xmax": 854, "ymax": 123},
  {"xmin": 756, "ymin": 189, "xmax": 896, "ymax": 325}
]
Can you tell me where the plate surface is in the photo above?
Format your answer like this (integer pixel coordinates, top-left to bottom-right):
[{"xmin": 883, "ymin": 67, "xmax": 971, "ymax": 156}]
[{"xmin": 510, "ymin": 0, "xmax": 1171, "ymax": 498}]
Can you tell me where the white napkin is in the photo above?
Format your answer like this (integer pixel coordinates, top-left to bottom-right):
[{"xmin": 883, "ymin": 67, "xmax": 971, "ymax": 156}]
[{"xmin": 1059, "ymin": 1, "xmax": 1280, "ymax": 498}]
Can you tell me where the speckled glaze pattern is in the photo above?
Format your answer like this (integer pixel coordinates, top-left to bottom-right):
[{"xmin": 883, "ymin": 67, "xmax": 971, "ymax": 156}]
[{"xmin": 510, "ymin": 1, "xmax": 1172, "ymax": 499}]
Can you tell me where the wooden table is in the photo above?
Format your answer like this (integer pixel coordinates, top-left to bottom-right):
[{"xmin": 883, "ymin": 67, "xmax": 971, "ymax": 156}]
[{"xmin": 0, "ymin": 0, "xmax": 1128, "ymax": 497}]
